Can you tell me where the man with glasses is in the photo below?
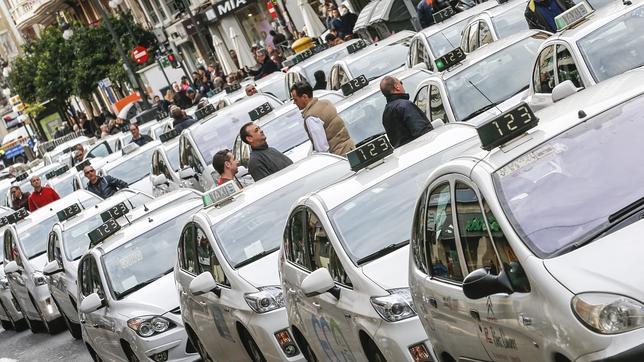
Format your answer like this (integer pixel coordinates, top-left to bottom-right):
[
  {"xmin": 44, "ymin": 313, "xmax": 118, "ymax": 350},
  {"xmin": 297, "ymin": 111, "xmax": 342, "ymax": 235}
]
[
  {"xmin": 380, "ymin": 75, "xmax": 433, "ymax": 148},
  {"xmin": 84, "ymin": 165, "xmax": 128, "ymax": 199}
]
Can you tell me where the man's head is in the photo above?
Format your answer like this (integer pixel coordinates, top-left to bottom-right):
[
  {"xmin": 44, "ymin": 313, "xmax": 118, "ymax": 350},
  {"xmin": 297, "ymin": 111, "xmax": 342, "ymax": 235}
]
[
  {"xmin": 240, "ymin": 122, "xmax": 266, "ymax": 148},
  {"xmin": 75, "ymin": 144, "xmax": 85, "ymax": 159},
  {"xmin": 171, "ymin": 106, "xmax": 184, "ymax": 120},
  {"xmin": 83, "ymin": 165, "xmax": 98, "ymax": 183},
  {"xmin": 380, "ymin": 76, "xmax": 405, "ymax": 97},
  {"xmin": 212, "ymin": 149, "xmax": 239, "ymax": 177},
  {"xmin": 129, "ymin": 123, "xmax": 141, "ymax": 139},
  {"xmin": 153, "ymin": 95, "xmax": 160, "ymax": 102},
  {"xmin": 269, "ymin": 30, "xmax": 277, "ymax": 36},
  {"xmin": 245, "ymin": 84, "xmax": 258, "ymax": 97},
  {"xmin": 186, "ymin": 88, "xmax": 196, "ymax": 100},
  {"xmin": 30, "ymin": 176, "xmax": 42, "ymax": 191},
  {"xmin": 172, "ymin": 82, "xmax": 180, "ymax": 92},
  {"xmin": 290, "ymin": 81, "xmax": 314, "ymax": 110},
  {"xmin": 10, "ymin": 186, "xmax": 21, "ymax": 198},
  {"xmin": 256, "ymin": 49, "xmax": 269, "ymax": 63}
]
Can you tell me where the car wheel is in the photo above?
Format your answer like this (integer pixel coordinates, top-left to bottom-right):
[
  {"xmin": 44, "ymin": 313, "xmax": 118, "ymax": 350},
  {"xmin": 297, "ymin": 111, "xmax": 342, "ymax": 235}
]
[
  {"xmin": 122, "ymin": 342, "xmax": 139, "ymax": 362},
  {"xmin": 54, "ymin": 298, "xmax": 81, "ymax": 339},
  {"xmin": 13, "ymin": 318, "xmax": 28, "ymax": 332},
  {"xmin": 191, "ymin": 332, "xmax": 214, "ymax": 362},
  {"xmin": 239, "ymin": 327, "xmax": 266, "ymax": 362},
  {"xmin": 86, "ymin": 344, "xmax": 102, "ymax": 362},
  {"xmin": 363, "ymin": 337, "xmax": 386, "ymax": 362},
  {"xmin": 293, "ymin": 329, "xmax": 318, "ymax": 362},
  {"xmin": 1, "ymin": 319, "xmax": 12, "ymax": 330}
]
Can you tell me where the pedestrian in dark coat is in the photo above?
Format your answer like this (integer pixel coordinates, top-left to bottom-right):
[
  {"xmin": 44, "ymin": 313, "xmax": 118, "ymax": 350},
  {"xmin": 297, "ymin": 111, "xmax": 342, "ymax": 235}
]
[
  {"xmin": 240, "ymin": 122, "xmax": 292, "ymax": 181},
  {"xmin": 249, "ymin": 49, "xmax": 280, "ymax": 80},
  {"xmin": 380, "ymin": 76, "xmax": 433, "ymax": 148},
  {"xmin": 417, "ymin": 0, "xmax": 435, "ymax": 28},
  {"xmin": 170, "ymin": 106, "xmax": 198, "ymax": 133},
  {"xmin": 525, "ymin": 0, "xmax": 575, "ymax": 32},
  {"xmin": 84, "ymin": 165, "xmax": 128, "ymax": 199}
]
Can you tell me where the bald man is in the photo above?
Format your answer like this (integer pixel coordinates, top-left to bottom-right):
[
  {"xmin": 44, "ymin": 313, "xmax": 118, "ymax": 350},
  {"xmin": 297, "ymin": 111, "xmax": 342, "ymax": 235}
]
[{"xmin": 380, "ymin": 76, "xmax": 432, "ymax": 148}]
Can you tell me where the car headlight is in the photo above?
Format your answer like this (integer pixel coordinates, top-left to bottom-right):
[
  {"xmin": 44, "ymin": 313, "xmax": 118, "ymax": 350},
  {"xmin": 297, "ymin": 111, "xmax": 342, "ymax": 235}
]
[
  {"xmin": 244, "ymin": 286, "xmax": 285, "ymax": 313},
  {"xmin": 572, "ymin": 293, "xmax": 644, "ymax": 334},
  {"xmin": 33, "ymin": 271, "xmax": 47, "ymax": 286},
  {"xmin": 370, "ymin": 288, "xmax": 417, "ymax": 322},
  {"xmin": 0, "ymin": 278, "xmax": 9, "ymax": 289},
  {"xmin": 127, "ymin": 316, "xmax": 174, "ymax": 338}
]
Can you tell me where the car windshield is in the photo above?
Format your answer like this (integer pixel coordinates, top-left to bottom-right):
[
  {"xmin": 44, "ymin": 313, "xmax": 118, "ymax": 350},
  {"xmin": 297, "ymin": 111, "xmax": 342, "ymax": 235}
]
[
  {"xmin": 302, "ymin": 48, "xmax": 350, "ymax": 82},
  {"xmin": 166, "ymin": 144, "xmax": 180, "ymax": 171},
  {"xmin": 340, "ymin": 71, "xmax": 429, "ymax": 143},
  {"xmin": 103, "ymin": 208, "xmax": 197, "ymax": 299},
  {"xmin": 50, "ymin": 176, "xmax": 75, "ymax": 198},
  {"xmin": 493, "ymin": 5, "xmax": 530, "ymax": 38},
  {"xmin": 213, "ymin": 160, "xmax": 349, "ymax": 267},
  {"xmin": 261, "ymin": 108, "xmax": 309, "ymax": 153},
  {"xmin": 578, "ymin": 6, "xmax": 644, "ymax": 83},
  {"xmin": 445, "ymin": 36, "xmax": 543, "ymax": 122},
  {"xmin": 259, "ymin": 77, "xmax": 288, "ymax": 101},
  {"xmin": 348, "ymin": 39, "xmax": 410, "ymax": 80},
  {"xmin": 105, "ymin": 147, "xmax": 156, "ymax": 185},
  {"xmin": 493, "ymin": 95, "xmax": 644, "ymax": 257},
  {"xmin": 427, "ymin": 19, "xmax": 469, "ymax": 57},
  {"xmin": 329, "ymin": 140, "xmax": 474, "ymax": 263},
  {"xmin": 62, "ymin": 195, "xmax": 152, "ymax": 261}
]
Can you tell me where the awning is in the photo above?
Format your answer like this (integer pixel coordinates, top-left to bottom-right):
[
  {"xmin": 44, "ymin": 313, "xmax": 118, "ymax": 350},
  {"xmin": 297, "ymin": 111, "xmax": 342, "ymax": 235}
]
[
  {"xmin": 369, "ymin": 0, "xmax": 410, "ymax": 24},
  {"xmin": 353, "ymin": 0, "xmax": 380, "ymax": 32}
]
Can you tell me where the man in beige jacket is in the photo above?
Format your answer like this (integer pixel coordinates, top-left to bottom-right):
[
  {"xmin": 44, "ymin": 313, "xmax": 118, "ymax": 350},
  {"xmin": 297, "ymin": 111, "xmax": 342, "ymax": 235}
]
[{"xmin": 291, "ymin": 81, "xmax": 355, "ymax": 156}]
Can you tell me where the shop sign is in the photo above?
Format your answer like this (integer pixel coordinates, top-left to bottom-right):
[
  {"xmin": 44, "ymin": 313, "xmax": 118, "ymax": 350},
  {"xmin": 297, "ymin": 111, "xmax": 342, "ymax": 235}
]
[{"xmin": 212, "ymin": 0, "xmax": 252, "ymax": 18}]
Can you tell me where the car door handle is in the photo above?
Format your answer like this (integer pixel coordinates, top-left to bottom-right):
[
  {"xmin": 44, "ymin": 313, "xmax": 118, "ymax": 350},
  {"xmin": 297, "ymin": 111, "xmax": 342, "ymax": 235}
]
[
  {"xmin": 428, "ymin": 297, "xmax": 437, "ymax": 308},
  {"xmin": 470, "ymin": 310, "xmax": 480, "ymax": 321},
  {"xmin": 312, "ymin": 302, "xmax": 321, "ymax": 309},
  {"xmin": 287, "ymin": 288, "xmax": 297, "ymax": 295}
]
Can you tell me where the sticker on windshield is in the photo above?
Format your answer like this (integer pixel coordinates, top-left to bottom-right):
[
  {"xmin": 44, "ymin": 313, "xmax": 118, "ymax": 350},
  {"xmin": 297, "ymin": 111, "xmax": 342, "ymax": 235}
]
[
  {"xmin": 119, "ymin": 249, "xmax": 144, "ymax": 269},
  {"xmin": 244, "ymin": 240, "xmax": 264, "ymax": 259},
  {"xmin": 121, "ymin": 275, "xmax": 138, "ymax": 291},
  {"xmin": 497, "ymin": 143, "xmax": 567, "ymax": 177}
]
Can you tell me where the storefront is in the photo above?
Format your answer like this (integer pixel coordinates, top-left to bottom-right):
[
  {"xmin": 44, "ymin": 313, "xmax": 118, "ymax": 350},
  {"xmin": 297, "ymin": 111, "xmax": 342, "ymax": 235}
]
[{"xmin": 207, "ymin": 0, "xmax": 279, "ymax": 50}]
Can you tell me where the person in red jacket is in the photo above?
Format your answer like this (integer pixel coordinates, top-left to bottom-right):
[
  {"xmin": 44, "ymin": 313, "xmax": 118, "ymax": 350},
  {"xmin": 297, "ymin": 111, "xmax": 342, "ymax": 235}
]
[{"xmin": 27, "ymin": 176, "xmax": 60, "ymax": 211}]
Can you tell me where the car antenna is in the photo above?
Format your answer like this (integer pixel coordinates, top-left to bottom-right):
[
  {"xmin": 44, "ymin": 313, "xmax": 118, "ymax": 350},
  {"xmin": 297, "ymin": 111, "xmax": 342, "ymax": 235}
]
[
  {"xmin": 468, "ymin": 80, "xmax": 502, "ymax": 113},
  {"xmin": 143, "ymin": 204, "xmax": 149, "ymax": 212}
]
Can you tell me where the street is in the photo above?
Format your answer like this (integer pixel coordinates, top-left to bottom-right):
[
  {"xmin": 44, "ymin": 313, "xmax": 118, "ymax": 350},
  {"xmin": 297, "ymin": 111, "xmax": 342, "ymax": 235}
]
[{"xmin": 0, "ymin": 328, "xmax": 91, "ymax": 362}]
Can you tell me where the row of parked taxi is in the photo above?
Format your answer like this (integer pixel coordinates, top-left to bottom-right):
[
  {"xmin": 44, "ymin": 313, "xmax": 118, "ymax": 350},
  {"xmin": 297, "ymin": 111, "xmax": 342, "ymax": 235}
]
[{"xmin": 1, "ymin": 0, "xmax": 644, "ymax": 361}]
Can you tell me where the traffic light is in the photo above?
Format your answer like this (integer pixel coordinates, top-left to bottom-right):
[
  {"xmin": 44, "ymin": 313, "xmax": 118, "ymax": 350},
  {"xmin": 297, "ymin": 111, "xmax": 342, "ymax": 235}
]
[{"xmin": 167, "ymin": 53, "xmax": 180, "ymax": 68}]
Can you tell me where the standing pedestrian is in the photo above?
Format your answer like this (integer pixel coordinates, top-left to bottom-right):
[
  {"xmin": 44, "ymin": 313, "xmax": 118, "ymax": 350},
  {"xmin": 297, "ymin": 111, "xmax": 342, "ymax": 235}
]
[
  {"xmin": 9, "ymin": 186, "xmax": 30, "ymax": 211},
  {"xmin": 27, "ymin": 176, "xmax": 60, "ymax": 211},
  {"xmin": 417, "ymin": 0, "xmax": 435, "ymax": 28},
  {"xmin": 170, "ymin": 106, "xmax": 198, "ymax": 133},
  {"xmin": 339, "ymin": 5, "xmax": 358, "ymax": 36},
  {"xmin": 172, "ymin": 83, "xmax": 192, "ymax": 109},
  {"xmin": 379, "ymin": 76, "xmax": 433, "ymax": 148},
  {"xmin": 239, "ymin": 122, "xmax": 293, "ymax": 181},
  {"xmin": 129, "ymin": 124, "xmax": 153, "ymax": 146},
  {"xmin": 212, "ymin": 149, "xmax": 242, "ymax": 187},
  {"xmin": 270, "ymin": 30, "xmax": 287, "ymax": 47},
  {"xmin": 525, "ymin": 0, "xmax": 574, "ymax": 32},
  {"xmin": 84, "ymin": 165, "xmax": 128, "ymax": 199},
  {"xmin": 248, "ymin": 49, "xmax": 280, "ymax": 80},
  {"xmin": 290, "ymin": 81, "xmax": 355, "ymax": 156}
]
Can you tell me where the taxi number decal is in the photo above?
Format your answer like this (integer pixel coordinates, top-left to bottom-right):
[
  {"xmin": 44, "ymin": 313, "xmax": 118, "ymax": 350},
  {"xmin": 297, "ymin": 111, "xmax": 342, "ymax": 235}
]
[
  {"xmin": 346, "ymin": 134, "xmax": 393, "ymax": 172},
  {"xmin": 435, "ymin": 47, "xmax": 465, "ymax": 71},
  {"xmin": 482, "ymin": 326, "xmax": 519, "ymax": 350},
  {"xmin": 194, "ymin": 103, "xmax": 216, "ymax": 121},
  {"xmin": 340, "ymin": 74, "xmax": 369, "ymax": 96},
  {"xmin": 88, "ymin": 219, "xmax": 121, "ymax": 246},
  {"xmin": 347, "ymin": 40, "xmax": 367, "ymax": 54},
  {"xmin": 2, "ymin": 208, "xmax": 29, "ymax": 226},
  {"xmin": 477, "ymin": 103, "xmax": 538, "ymax": 151},
  {"xmin": 433, "ymin": 6, "xmax": 455, "ymax": 23},
  {"xmin": 75, "ymin": 159, "xmax": 91, "ymax": 172},
  {"xmin": 248, "ymin": 102, "xmax": 273, "ymax": 122},
  {"xmin": 57, "ymin": 203, "xmax": 81, "ymax": 222},
  {"xmin": 100, "ymin": 202, "xmax": 130, "ymax": 222},
  {"xmin": 14, "ymin": 173, "xmax": 28, "ymax": 182},
  {"xmin": 224, "ymin": 83, "xmax": 241, "ymax": 94},
  {"xmin": 159, "ymin": 128, "xmax": 179, "ymax": 142}
]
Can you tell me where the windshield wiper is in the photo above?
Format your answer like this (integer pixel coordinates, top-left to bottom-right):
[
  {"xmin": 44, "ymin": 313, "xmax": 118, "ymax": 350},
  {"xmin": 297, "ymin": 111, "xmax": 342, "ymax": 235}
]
[
  {"xmin": 461, "ymin": 103, "xmax": 499, "ymax": 122},
  {"xmin": 115, "ymin": 267, "xmax": 172, "ymax": 299},
  {"xmin": 609, "ymin": 196, "xmax": 644, "ymax": 223},
  {"xmin": 356, "ymin": 240, "xmax": 409, "ymax": 265},
  {"xmin": 234, "ymin": 247, "xmax": 279, "ymax": 269},
  {"xmin": 29, "ymin": 250, "xmax": 47, "ymax": 260}
]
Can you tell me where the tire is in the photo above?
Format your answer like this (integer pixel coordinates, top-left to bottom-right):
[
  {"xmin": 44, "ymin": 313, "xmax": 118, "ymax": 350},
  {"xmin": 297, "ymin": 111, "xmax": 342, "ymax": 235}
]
[
  {"xmin": 1, "ymin": 319, "xmax": 12, "ymax": 330},
  {"xmin": 14, "ymin": 155, "xmax": 26, "ymax": 164},
  {"xmin": 122, "ymin": 342, "xmax": 139, "ymax": 362},
  {"xmin": 13, "ymin": 318, "xmax": 28, "ymax": 332},
  {"xmin": 239, "ymin": 327, "xmax": 266, "ymax": 362},
  {"xmin": 86, "ymin": 344, "xmax": 102, "ymax": 362},
  {"xmin": 30, "ymin": 294, "xmax": 65, "ymax": 335},
  {"xmin": 293, "ymin": 329, "xmax": 318, "ymax": 362},
  {"xmin": 53, "ymin": 297, "xmax": 82, "ymax": 339},
  {"xmin": 363, "ymin": 337, "xmax": 386, "ymax": 362},
  {"xmin": 190, "ymin": 332, "xmax": 214, "ymax": 362}
]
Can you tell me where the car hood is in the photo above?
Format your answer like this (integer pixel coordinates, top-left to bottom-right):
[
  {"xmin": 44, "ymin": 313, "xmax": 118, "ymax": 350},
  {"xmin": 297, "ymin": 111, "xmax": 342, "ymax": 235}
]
[
  {"xmin": 544, "ymin": 220, "xmax": 644, "ymax": 300},
  {"xmin": 130, "ymin": 177, "xmax": 153, "ymax": 196},
  {"xmin": 237, "ymin": 250, "xmax": 280, "ymax": 289},
  {"xmin": 467, "ymin": 90, "xmax": 527, "ymax": 127},
  {"xmin": 120, "ymin": 273, "xmax": 179, "ymax": 315},
  {"xmin": 284, "ymin": 142, "xmax": 312, "ymax": 164},
  {"xmin": 360, "ymin": 245, "xmax": 410, "ymax": 291}
]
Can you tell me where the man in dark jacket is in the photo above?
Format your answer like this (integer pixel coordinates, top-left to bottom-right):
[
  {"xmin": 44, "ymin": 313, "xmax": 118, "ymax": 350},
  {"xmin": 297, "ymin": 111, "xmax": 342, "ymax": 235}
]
[
  {"xmin": 84, "ymin": 165, "xmax": 128, "ymax": 199},
  {"xmin": 417, "ymin": 0, "xmax": 435, "ymax": 28},
  {"xmin": 240, "ymin": 122, "xmax": 292, "ymax": 181},
  {"xmin": 380, "ymin": 76, "xmax": 433, "ymax": 148},
  {"xmin": 171, "ymin": 106, "xmax": 198, "ymax": 133},
  {"xmin": 249, "ymin": 49, "xmax": 280, "ymax": 80},
  {"xmin": 10, "ymin": 186, "xmax": 29, "ymax": 210},
  {"xmin": 129, "ymin": 124, "xmax": 153, "ymax": 146},
  {"xmin": 525, "ymin": 0, "xmax": 574, "ymax": 32}
]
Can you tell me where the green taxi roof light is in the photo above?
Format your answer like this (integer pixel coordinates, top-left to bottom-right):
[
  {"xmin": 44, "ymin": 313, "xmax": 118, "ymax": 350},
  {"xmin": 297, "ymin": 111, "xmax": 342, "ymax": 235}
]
[{"xmin": 436, "ymin": 60, "xmax": 446, "ymax": 71}]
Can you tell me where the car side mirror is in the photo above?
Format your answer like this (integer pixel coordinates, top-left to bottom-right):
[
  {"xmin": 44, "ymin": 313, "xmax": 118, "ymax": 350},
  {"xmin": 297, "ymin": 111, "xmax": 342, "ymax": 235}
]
[
  {"xmin": 43, "ymin": 260, "xmax": 63, "ymax": 276},
  {"xmin": 79, "ymin": 292, "xmax": 105, "ymax": 314},
  {"xmin": 301, "ymin": 268, "xmax": 340, "ymax": 299},
  {"xmin": 412, "ymin": 62, "xmax": 428, "ymax": 71},
  {"xmin": 551, "ymin": 80, "xmax": 578, "ymax": 103},
  {"xmin": 189, "ymin": 272, "xmax": 221, "ymax": 297},
  {"xmin": 462, "ymin": 268, "xmax": 513, "ymax": 300},
  {"xmin": 431, "ymin": 119, "xmax": 445, "ymax": 128},
  {"xmin": 151, "ymin": 174, "xmax": 168, "ymax": 187},
  {"xmin": 4, "ymin": 261, "xmax": 20, "ymax": 274},
  {"xmin": 178, "ymin": 167, "xmax": 196, "ymax": 180}
]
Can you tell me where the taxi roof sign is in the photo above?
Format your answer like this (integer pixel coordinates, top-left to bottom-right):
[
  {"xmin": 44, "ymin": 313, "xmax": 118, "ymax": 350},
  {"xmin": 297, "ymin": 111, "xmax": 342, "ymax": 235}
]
[
  {"xmin": 435, "ymin": 47, "xmax": 466, "ymax": 72},
  {"xmin": 555, "ymin": 1, "xmax": 594, "ymax": 31},
  {"xmin": 476, "ymin": 103, "xmax": 539, "ymax": 151},
  {"xmin": 46, "ymin": 165, "xmax": 70, "ymax": 180},
  {"xmin": 249, "ymin": 102, "xmax": 274, "ymax": 122},
  {"xmin": 57, "ymin": 203, "xmax": 82, "ymax": 222},
  {"xmin": 194, "ymin": 103, "xmax": 216, "ymax": 121},
  {"xmin": 340, "ymin": 75, "xmax": 369, "ymax": 96},
  {"xmin": 283, "ymin": 44, "xmax": 330, "ymax": 67},
  {"xmin": 14, "ymin": 173, "xmax": 28, "ymax": 183},
  {"xmin": 0, "ymin": 208, "xmax": 29, "ymax": 227},
  {"xmin": 202, "ymin": 181, "xmax": 241, "ymax": 208},
  {"xmin": 433, "ymin": 6, "xmax": 455, "ymax": 23},
  {"xmin": 159, "ymin": 128, "xmax": 179, "ymax": 143},
  {"xmin": 75, "ymin": 159, "xmax": 91, "ymax": 172},
  {"xmin": 347, "ymin": 134, "xmax": 393, "ymax": 172},
  {"xmin": 224, "ymin": 83, "xmax": 242, "ymax": 94},
  {"xmin": 88, "ymin": 219, "xmax": 121, "ymax": 247},
  {"xmin": 121, "ymin": 143, "xmax": 140, "ymax": 155},
  {"xmin": 346, "ymin": 40, "xmax": 367, "ymax": 54}
]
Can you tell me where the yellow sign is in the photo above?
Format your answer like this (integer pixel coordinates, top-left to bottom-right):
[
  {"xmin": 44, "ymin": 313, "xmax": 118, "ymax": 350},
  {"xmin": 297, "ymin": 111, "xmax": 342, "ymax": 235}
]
[{"xmin": 9, "ymin": 95, "xmax": 21, "ymax": 106}]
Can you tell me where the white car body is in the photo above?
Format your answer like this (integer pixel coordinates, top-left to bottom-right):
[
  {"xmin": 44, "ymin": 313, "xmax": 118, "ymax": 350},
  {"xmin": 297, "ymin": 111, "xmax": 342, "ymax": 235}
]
[
  {"xmin": 0, "ymin": 206, "xmax": 25, "ymax": 330},
  {"xmin": 460, "ymin": 0, "xmax": 529, "ymax": 53},
  {"xmin": 99, "ymin": 140, "xmax": 162, "ymax": 196}
]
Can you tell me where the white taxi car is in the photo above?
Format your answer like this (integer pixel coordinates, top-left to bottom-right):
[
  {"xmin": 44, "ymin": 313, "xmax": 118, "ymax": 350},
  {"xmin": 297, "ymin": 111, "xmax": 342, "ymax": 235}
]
[
  {"xmin": 150, "ymin": 129, "xmax": 183, "ymax": 197},
  {"xmin": 43, "ymin": 190, "xmax": 153, "ymax": 339},
  {"xmin": 409, "ymin": 68, "xmax": 644, "ymax": 362},
  {"xmin": 0, "ymin": 206, "xmax": 26, "ymax": 331},
  {"xmin": 99, "ymin": 141, "xmax": 161, "ymax": 195},
  {"xmin": 459, "ymin": 0, "xmax": 529, "ymax": 53},
  {"xmin": 525, "ymin": 0, "xmax": 644, "ymax": 110},
  {"xmin": 280, "ymin": 122, "xmax": 485, "ymax": 361},
  {"xmin": 2, "ymin": 190, "xmax": 101, "ymax": 334},
  {"xmin": 327, "ymin": 31, "xmax": 414, "ymax": 90},
  {"xmin": 77, "ymin": 190, "xmax": 202, "ymax": 362},
  {"xmin": 413, "ymin": 30, "xmax": 548, "ymax": 125}
]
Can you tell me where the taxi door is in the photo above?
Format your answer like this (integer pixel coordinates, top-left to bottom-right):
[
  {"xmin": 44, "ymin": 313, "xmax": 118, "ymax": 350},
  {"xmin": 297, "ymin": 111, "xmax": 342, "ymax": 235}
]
[
  {"xmin": 3, "ymin": 231, "xmax": 37, "ymax": 320},
  {"xmin": 47, "ymin": 230, "xmax": 75, "ymax": 320},
  {"xmin": 421, "ymin": 180, "xmax": 492, "ymax": 360},
  {"xmin": 176, "ymin": 223, "xmax": 225, "ymax": 359}
]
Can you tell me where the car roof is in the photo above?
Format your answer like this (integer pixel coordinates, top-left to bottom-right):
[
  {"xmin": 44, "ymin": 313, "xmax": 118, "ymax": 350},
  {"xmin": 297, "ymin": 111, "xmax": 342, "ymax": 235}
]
[
  {"xmin": 101, "ymin": 140, "xmax": 161, "ymax": 171},
  {"xmin": 480, "ymin": 0, "xmax": 527, "ymax": 17},
  {"xmin": 201, "ymin": 154, "xmax": 347, "ymax": 226},
  {"xmin": 191, "ymin": 93, "xmax": 280, "ymax": 130},
  {"xmin": 419, "ymin": 1, "xmax": 499, "ymax": 37},
  {"xmin": 551, "ymin": 0, "xmax": 642, "ymax": 41},
  {"xmin": 473, "ymin": 68, "xmax": 644, "ymax": 170},
  {"xmin": 96, "ymin": 190, "xmax": 202, "ymax": 254},
  {"xmin": 314, "ymin": 123, "xmax": 481, "ymax": 210},
  {"xmin": 15, "ymin": 190, "xmax": 100, "ymax": 232},
  {"xmin": 338, "ymin": 31, "xmax": 414, "ymax": 65},
  {"xmin": 49, "ymin": 136, "xmax": 91, "ymax": 153},
  {"xmin": 288, "ymin": 39, "xmax": 362, "ymax": 72},
  {"xmin": 441, "ymin": 30, "xmax": 548, "ymax": 80}
]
